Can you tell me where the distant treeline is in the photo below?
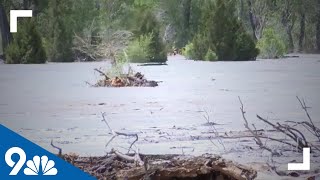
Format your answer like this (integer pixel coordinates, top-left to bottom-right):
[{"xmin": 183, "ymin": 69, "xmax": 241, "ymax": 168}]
[{"xmin": 0, "ymin": 0, "xmax": 320, "ymax": 63}]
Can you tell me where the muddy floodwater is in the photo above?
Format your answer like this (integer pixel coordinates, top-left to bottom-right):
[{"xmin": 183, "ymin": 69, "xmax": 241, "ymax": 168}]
[{"xmin": 1, "ymin": 55, "xmax": 320, "ymax": 177}]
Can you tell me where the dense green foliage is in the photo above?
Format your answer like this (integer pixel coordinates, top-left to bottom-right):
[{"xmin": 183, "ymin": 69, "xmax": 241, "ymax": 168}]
[
  {"xmin": 182, "ymin": 42, "xmax": 195, "ymax": 60},
  {"xmin": 2, "ymin": 0, "xmax": 320, "ymax": 63},
  {"xmin": 191, "ymin": 33, "xmax": 210, "ymax": 60},
  {"xmin": 183, "ymin": 0, "xmax": 258, "ymax": 61},
  {"xmin": 44, "ymin": 0, "xmax": 73, "ymax": 62},
  {"xmin": 0, "ymin": 33, "xmax": 3, "ymax": 56},
  {"xmin": 126, "ymin": 34, "xmax": 152, "ymax": 63},
  {"xmin": 206, "ymin": 0, "xmax": 258, "ymax": 61},
  {"xmin": 257, "ymin": 28, "xmax": 287, "ymax": 58},
  {"xmin": 161, "ymin": 0, "xmax": 320, "ymax": 57},
  {"xmin": 134, "ymin": 8, "xmax": 167, "ymax": 63},
  {"xmin": 5, "ymin": 19, "xmax": 46, "ymax": 64},
  {"xmin": 205, "ymin": 49, "xmax": 218, "ymax": 61}
]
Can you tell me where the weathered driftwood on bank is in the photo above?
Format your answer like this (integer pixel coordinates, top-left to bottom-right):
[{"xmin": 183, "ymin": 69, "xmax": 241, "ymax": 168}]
[
  {"xmin": 92, "ymin": 68, "xmax": 159, "ymax": 87},
  {"xmin": 61, "ymin": 153, "xmax": 257, "ymax": 180}
]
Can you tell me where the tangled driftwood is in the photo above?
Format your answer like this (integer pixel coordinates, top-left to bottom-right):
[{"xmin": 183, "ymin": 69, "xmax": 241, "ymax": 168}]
[
  {"xmin": 238, "ymin": 96, "xmax": 320, "ymax": 177},
  {"xmin": 51, "ymin": 111, "xmax": 257, "ymax": 180},
  {"xmin": 238, "ymin": 96, "xmax": 320, "ymax": 155},
  {"xmin": 61, "ymin": 153, "xmax": 257, "ymax": 180},
  {"xmin": 92, "ymin": 68, "xmax": 159, "ymax": 87}
]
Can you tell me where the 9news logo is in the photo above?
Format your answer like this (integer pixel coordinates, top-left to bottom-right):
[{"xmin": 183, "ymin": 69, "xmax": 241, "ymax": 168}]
[
  {"xmin": 0, "ymin": 124, "xmax": 95, "ymax": 179},
  {"xmin": 4, "ymin": 147, "xmax": 58, "ymax": 176}
]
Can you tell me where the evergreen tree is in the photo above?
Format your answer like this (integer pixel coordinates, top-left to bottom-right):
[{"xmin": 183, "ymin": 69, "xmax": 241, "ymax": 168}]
[
  {"xmin": 46, "ymin": 0, "xmax": 73, "ymax": 62},
  {"xmin": 5, "ymin": 19, "xmax": 46, "ymax": 64},
  {"xmin": 136, "ymin": 8, "xmax": 167, "ymax": 63},
  {"xmin": 0, "ymin": 2, "xmax": 11, "ymax": 55},
  {"xmin": 206, "ymin": 0, "xmax": 258, "ymax": 61}
]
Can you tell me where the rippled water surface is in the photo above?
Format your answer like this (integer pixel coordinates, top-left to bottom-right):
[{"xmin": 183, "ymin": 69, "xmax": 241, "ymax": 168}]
[{"xmin": 1, "ymin": 55, "xmax": 320, "ymax": 156}]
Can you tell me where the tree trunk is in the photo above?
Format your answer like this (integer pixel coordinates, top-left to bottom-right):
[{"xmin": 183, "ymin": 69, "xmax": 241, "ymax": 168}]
[
  {"xmin": 286, "ymin": 27, "xmax": 294, "ymax": 52},
  {"xmin": 298, "ymin": 11, "xmax": 305, "ymax": 52},
  {"xmin": 183, "ymin": 0, "xmax": 191, "ymax": 28},
  {"xmin": 316, "ymin": 0, "xmax": 320, "ymax": 52},
  {"xmin": 0, "ymin": 3, "xmax": 12, "ymax": 53},
  {"xmin": 23, "ymin": 0, "xmax": 33, "ymax": 9},
  {"xmin": 23, "ymin": 0, "xmax": 28, "ymax": 9},
  {"xmin": 247, "ymin": 0, "xmax": 257, "ymax": 41},
  {"xmin": 317, "ymin": 20, "xmax": 320, "ymax": 52},
  {"xmin": 281, "ymin": 0, "xmax": 295, "ymax": 52},
  {"xmin": 182, "ymin": 0, "xmax": 192, "ymax": 45},
  {"xmin": 239, "ymin": 0, "xmax": 244, "ymax": 20}
]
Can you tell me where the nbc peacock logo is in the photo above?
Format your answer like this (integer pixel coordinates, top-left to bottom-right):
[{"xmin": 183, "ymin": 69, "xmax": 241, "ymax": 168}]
[
  {"xmin": 24, "ymin": 155, "xmax": 58, "ymax": 176},
  {"xmin": 5, "ymin": 147, "xmax": 58, "ymax": 176}
]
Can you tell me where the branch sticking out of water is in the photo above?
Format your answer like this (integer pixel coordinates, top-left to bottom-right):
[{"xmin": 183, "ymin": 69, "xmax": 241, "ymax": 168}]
[
  {"xmin": 202, "ymin": 108, "xmax": 226, "ymax": 151},
  {"xmin": 238, "ymin": 97, "xmax": 275, "ymax": 154},
  {"xmin": 51, "ymin": 140, "xmax": 62, "ymax": 157},
  {"xmin": 296, "ymin": 96, "xmax": 320, "ymax": 141},
  {"xmin": 239, "ymin": 96, "xmax": 320, "ymax": 157},
  {"xmin": 101, "ymin": 112, "xmax": 139, "ymax": 154}
]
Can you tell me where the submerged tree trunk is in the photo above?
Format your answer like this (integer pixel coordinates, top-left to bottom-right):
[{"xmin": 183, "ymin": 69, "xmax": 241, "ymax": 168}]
[{"xmin": 0, "ymin": 3, "xmax": 12, "ymax": 54}]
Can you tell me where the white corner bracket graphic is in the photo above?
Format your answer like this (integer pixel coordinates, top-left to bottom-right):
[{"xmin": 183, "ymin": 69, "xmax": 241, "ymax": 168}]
[
  {"xmin": 10, "ymin": 10, "xmax": 33, "ymax": 33},
  {"xmin": 288, "ymin": 147, "xmax": 310, "ymax": 171}
]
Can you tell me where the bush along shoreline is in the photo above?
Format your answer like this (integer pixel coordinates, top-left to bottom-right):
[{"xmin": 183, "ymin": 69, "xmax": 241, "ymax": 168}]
[{"xmin": 182, "ymin": 0, "xmax": 259, "ymax": 61}]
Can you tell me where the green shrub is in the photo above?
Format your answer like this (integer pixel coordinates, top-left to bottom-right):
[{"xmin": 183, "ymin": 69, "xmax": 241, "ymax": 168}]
[
  {"xmin": 107, "ymin": 51, "xmax": 130, "ymax": 78},
  {"xmin": 126, "ymin": 34, "xmax": 152, "ymax": 63},
  {"xmin": 257, "ymin": 28, "xmax": 286, "ymax": 59},
  {"xmin": 5, "ymin": 19, "xmax": 46, "ymax": 64},
  {"xmin": 48, "ymin": 21, "xmax": 73, "ymax": 62},
  {"xmin": 44, "ymin": 0, "xmax": 73, "ymax": 62},
  {"xmin": 183, "ymin": 35, "xmax": 217, "ymax": 61},
  {"xmin": 135, "ymin": 9, "xmax": 167, "ymax": 63},
  {"xmin": 235, "ymin": 31, "xmax": 259, "ymax": 61},
  {"xmin": 203, "ymin": 0, "xmax": 258, "ymax": 61},
  {"xmin": 192, "ymin": 33, "xmax": 210, "ymax": 60},
  {"xmin": 182, "ymin": 42, "xmax": 195, "ymax": 59},
  {"xmin": 0, "ymin": 34, "xmax": 3, "ymax": 56},
  {"xmin": 182, "ymin": 33, "xmax": 209, "ymax": 61},
  {"xmin": 204, "ymin": 48, "xmax": 218, "ymax": 61}
]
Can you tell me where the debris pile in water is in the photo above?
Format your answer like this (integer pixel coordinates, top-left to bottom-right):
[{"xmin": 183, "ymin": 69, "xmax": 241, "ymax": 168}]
[
  {"xmin": 62, "ymin": 153, "xmax": 257, "ymax": 180},
  {"xmin": 92, "ymin": 68, "xmax": 159, "ymax": 87}
]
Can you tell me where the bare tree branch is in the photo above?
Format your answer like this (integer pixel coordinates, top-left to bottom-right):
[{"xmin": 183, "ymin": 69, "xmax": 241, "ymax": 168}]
[
  {"xmin": 202, "ymin": 108, "xmax": 226, "ymax": 150},
  {"xmin": 296, "ymin": 96, "xmax": 320, "ymax": 141},
  {"xmin": 256, "ymin": 115, "xmax": 305, "ymax": 152},
  {"xmin": 51, "ymin": 140, "xmax": 62, "ymax": 157},
  {"xmin": 238, "ymin": 97, "xmax": 275, "ymax": 154},
  {"xmin": 94, "ymin": 68, "xmax": 110, "ymax": 80},
  {"xmin": 101, "ymin": 112, "xmax": 139, "ymax": 153}
]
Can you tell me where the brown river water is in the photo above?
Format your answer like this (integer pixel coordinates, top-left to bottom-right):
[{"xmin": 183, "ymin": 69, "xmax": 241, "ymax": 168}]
[{"xmin": 1, "ymin": 54, "xmax": 320, "ymax": 178}]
